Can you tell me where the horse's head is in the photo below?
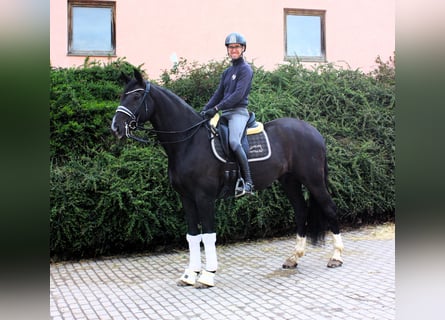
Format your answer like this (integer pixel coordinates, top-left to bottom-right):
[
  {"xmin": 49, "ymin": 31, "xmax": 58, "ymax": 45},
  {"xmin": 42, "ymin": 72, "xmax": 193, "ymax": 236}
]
[{"xmin": 111, "ymin": 69, "xmax": 153, "ymax": 139}]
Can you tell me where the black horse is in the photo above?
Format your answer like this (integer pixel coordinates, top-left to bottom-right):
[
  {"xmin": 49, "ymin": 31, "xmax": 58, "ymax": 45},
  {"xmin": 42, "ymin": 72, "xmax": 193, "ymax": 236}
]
[{"xmin": 111, "ymin": 69, "xmax": 344, "ymax": 288}]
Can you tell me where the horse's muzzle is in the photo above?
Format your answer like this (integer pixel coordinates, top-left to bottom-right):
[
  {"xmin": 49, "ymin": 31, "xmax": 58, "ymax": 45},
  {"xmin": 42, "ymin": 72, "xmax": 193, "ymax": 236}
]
[{"xmin": 111, "ymin": 117, "xmax": 125, "ymax": 139}]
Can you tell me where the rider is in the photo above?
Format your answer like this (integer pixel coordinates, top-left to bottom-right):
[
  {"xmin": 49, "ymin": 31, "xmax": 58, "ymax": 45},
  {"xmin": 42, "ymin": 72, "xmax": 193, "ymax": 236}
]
[{"xmin": 201, "ymin": 32, "xmax": 254, "ymax": 196}]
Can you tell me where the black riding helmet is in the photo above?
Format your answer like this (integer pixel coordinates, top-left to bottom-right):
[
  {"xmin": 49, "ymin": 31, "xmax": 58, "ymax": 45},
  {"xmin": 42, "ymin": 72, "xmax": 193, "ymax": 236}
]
[{"xmin": 225, "ymin": 32, "xmax": 247, "ymax": 52}]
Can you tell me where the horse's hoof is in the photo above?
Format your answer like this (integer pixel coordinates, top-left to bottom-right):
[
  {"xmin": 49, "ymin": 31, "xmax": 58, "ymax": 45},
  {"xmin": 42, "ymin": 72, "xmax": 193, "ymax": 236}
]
[
  {"xmin": 177, "ymin": 280, "xmax": 193, "ymax": 287},
  {"xmin": 282, "ymin": 258, "xmax": 298, "ymax": 269},
  {"xmin": 327, "ymin": 259, "xmax": 343, "ymax": 268},
  {"xmin": 194, "ymin": 282, "xmax": 213, "ymax": 289}
]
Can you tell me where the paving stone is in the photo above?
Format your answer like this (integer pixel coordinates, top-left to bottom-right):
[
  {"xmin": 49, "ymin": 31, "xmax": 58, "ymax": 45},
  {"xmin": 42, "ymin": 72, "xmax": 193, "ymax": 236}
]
[{"xmin": 50, "ymin": 225, "xmax": 394, "ymax": 319}]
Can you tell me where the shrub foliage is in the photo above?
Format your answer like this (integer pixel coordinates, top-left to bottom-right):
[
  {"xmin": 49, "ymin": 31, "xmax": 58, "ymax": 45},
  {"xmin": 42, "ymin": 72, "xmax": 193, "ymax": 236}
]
[{"xmin": 50, "ymin": 57, "xmax": 395, "ymax": 261}]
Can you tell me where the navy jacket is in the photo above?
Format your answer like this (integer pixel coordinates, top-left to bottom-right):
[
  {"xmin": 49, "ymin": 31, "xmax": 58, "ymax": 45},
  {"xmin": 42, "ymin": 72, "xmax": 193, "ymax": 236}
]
[{"xmin": 204, "ymin": 57, "xmax": 253, "ymax": 111}]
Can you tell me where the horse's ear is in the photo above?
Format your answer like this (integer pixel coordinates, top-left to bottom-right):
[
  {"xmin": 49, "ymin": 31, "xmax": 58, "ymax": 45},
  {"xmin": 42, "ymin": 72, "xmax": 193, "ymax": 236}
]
[
  {"xmin": 134, "ymin": 68, "xmax": 144, "ymax": 84},
  {"xmin": 120, "ymin": 72, "xmax": 131, "ymax": 84}
]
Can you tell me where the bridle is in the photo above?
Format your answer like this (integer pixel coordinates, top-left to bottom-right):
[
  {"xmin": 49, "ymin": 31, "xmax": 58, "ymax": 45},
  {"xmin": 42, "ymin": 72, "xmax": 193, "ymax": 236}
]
[
  {"xmin": 115, "ymin": 81, "xmax": 151, "ymax": 143},
  {"xmin": 114, "ymin": 81, "xmax": 208, "ymax": 144}
]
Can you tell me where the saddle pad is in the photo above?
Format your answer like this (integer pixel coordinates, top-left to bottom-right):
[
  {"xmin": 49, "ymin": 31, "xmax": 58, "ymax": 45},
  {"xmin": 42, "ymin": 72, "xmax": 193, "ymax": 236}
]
[{"xmin": 211, "ymin": 131, "xmax": 272, "ymax": 163}]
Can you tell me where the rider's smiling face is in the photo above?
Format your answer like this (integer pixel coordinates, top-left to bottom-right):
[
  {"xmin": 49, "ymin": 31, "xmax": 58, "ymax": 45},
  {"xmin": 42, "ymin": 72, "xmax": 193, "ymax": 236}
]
[{"xmin": 227, "ymin": 44, "xmax": 244, "ymax": 59}]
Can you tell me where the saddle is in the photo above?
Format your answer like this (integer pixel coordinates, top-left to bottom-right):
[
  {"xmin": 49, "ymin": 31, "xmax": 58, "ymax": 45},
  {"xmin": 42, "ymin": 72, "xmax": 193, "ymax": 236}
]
[
  {"xmin": 209, "ymin": 112, "xmax": 271, "ymax": 163},
  {"xmin": 208, "ymin": 113, "xmax": 272, "ymax": 199}
]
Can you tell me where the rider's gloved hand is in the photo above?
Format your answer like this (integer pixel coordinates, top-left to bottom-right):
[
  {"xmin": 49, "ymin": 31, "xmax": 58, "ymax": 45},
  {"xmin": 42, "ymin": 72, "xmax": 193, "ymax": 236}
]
[{"xmin": 200, "ymin": 106, "xmax": 219, "ymax": 119}]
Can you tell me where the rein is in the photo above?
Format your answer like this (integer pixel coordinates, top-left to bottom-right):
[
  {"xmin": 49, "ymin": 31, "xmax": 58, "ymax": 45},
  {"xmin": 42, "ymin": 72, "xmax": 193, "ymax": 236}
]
[
  {"xmin": 115, "ymin": 82, "xmax": 208, "ymax": 144},
  {"xmin": 131, "ymin": 118, "xmax": 208, "ymax": 145}
]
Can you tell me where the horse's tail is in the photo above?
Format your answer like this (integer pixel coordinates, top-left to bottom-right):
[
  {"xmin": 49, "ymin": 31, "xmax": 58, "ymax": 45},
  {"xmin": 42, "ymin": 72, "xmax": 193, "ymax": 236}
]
[
  {"xmin": 306, "ymin": 157, "xmax": 331, "ymax": 245},
  {"xmin": 306, "ymin": 195, "xmax": 327, "ymax": 245}
]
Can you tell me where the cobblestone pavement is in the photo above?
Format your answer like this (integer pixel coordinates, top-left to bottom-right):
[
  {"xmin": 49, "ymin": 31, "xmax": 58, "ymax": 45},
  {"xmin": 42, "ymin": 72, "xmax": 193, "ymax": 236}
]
[{"xmin": 50, "ymin": 224, "xmax": 395, "ymax": 320}]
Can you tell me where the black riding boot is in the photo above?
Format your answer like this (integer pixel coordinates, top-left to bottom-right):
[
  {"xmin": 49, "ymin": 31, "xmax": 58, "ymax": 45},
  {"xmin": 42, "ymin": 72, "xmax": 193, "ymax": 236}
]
[{"xmin": 233, "ymin": 146, "xmax": 254, "ymax": 197}]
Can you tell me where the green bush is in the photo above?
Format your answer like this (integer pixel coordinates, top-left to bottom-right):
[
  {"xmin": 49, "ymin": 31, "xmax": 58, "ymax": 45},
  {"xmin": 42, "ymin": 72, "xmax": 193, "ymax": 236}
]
[
  {"xmin": 50, "ymin": 57, "xmax": 395, "ymax": 261},
  {"xmin": 244, "ymin": 61, "xmax": 395, "ymax": 221},
  {"xmin": 50, "ymin": 58, "xmax": 140, "ymax": 161},
  {"xmin": 50, "ymin": 146, "xmax": 184, "ymax": 260}
]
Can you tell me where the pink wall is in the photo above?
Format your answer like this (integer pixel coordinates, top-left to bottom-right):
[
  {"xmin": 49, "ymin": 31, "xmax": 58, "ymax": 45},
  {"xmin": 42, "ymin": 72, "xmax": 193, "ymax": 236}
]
[{"xmin": 50, "ymin": 0, "xmax": 395, "ymax": 80}]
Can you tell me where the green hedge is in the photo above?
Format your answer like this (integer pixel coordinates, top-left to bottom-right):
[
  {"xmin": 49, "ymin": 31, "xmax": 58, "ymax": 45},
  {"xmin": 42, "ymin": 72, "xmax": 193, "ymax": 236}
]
[{"xmin": 50, "ymin": 57, "xmax": 395, "ymax": 261}]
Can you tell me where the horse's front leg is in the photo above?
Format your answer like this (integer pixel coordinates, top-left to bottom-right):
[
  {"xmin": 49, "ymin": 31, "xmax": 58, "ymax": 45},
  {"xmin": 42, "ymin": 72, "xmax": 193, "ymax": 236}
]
[
  {"xmin": 177, "ymin": 195, "xmax": 217, "ymax": 288},
  {"xmin": 194, "ymin": 197, "xmax": 217, "ymax": 289},
  {"xmin": 177, "ymin": 196, "xmax": 202, "ymax": 287}
]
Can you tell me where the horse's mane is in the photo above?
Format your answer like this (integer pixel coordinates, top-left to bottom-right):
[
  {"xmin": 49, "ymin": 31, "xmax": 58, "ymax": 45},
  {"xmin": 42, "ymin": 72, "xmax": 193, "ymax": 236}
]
[{"xmin": 154, "ymin": 84, "xmax": 199, "ymax": 115}]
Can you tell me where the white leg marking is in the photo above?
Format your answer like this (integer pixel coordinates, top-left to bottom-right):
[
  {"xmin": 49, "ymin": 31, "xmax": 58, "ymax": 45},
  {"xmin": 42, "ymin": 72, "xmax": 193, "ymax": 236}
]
[
  {"xmin": 285, "ymin": 235, "xmax": 307, "ymax": 265},
  {"xmin": 332, "ymin": 233, "xmax": 344, "ymax": 262},
  {"xmin": 295, "ymin": 235, "xmax": 307, "ymax": 258}
]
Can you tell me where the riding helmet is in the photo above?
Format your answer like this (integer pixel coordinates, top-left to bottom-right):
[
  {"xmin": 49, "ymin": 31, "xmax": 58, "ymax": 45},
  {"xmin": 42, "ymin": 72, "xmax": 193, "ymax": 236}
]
[{"xmin": 225, "ymin": 32, "xmax": 247, "ymax": 51}]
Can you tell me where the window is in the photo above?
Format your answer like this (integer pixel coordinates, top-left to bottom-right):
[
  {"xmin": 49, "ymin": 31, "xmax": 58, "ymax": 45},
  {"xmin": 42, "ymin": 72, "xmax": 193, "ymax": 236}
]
[
  {"xmin": 68, "ymin": 1, "xmax": 116, "ymax": 56},
  {"xmin": 284, "ymin": 9, "xmax": 326, "ymax": 62}
]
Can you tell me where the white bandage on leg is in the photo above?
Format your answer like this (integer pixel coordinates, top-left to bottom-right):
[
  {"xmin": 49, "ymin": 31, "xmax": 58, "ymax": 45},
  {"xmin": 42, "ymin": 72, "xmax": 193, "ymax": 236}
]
[
  {"xmin": 179, "ymin": 269, "xmax": 199, "ymax": 285},
  {"xmin": 201, "ymin": 233, "xmax": 217, "ymax": 272},
  {"xmin": 186, "ymin": 234, "xmax": 202, "ymax": 272},
  {"xmin": 197, "ymin": 269, "xmax": 215, "ymax": 287}
]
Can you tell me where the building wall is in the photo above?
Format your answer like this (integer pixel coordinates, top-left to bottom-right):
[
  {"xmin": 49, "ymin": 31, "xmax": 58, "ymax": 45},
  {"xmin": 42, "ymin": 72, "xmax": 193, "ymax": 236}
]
[{"xmin": 50, "ymin": 0, "xmax": 395, "ymax": 80}]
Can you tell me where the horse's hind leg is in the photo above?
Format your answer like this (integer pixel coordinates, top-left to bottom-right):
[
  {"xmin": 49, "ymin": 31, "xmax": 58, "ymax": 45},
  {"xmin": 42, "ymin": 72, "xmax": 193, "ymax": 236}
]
[
  {"xmin": 328, "ymin": 231, "xmax": 344, "ymax": 268},
  {"xmin": 194, "ymin": 199, "xmax": 218, "ymax": 289},
  {"xmin": 177, "ymin": 196, "xmax": 203, "ymax": 287},
  {"xmin": 308, "ymin": 187, "xmax": 344, "ymax": 268},
  {"xmin": 322, "ymin": 198, "xmax": 344, "ymax": 268},
  {"xmin": 279, "ymin": 174, "xmax": 308, "ymax": 269}
]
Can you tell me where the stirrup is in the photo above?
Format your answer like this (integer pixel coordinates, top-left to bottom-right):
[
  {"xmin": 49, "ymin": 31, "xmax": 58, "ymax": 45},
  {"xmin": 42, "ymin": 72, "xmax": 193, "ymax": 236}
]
[
  {"xmin": 235, "ymin": 178, "xmax": 246, "ymax": 197},
  {"xmin": 235, "ymin": 178, "xmax": 254, "ymax": 198}
]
